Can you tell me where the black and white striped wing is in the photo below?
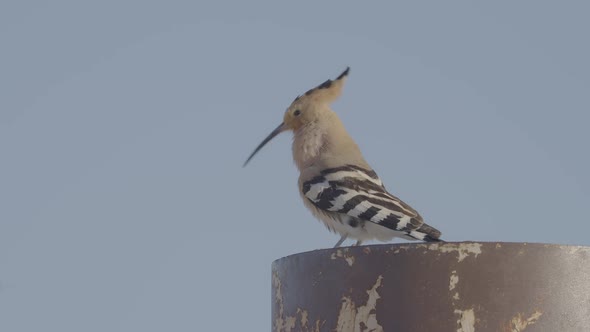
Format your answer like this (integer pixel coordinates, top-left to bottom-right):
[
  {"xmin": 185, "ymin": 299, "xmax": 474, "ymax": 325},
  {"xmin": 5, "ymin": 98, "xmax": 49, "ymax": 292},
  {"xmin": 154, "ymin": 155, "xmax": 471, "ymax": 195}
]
[{"xmin": 302, "ymin": 165, "xmax": 424, "ymax": 233}]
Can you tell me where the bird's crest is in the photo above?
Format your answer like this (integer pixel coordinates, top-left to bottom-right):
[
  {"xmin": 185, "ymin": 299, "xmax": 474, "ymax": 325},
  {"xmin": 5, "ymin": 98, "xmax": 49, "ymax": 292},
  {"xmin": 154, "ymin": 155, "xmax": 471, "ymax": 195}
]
[{"xmin": 293, "ymin": 67, "xmax": 350, "ymax": 105}]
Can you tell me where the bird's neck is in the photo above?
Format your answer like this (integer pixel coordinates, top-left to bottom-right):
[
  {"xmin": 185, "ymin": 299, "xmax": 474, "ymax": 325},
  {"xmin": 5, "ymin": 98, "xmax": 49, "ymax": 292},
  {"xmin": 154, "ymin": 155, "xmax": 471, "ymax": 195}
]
[
  {"xmin": 292, "ymin": 123, "xmax": 326, "ymax": 171},
  {"xmin": 292, "ymin": 114, "xmax": 361, "ymax": 171}
]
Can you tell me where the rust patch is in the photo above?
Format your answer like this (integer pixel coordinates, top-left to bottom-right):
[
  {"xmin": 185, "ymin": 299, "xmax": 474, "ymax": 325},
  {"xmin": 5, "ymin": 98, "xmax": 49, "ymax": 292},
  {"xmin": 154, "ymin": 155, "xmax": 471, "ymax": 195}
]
[
  {"xmin": 502, "ymin": 310, "xmax": 543, "ymax": 332},
  {"xmin": 449, "ymin": 270, "xmax": 460, "ymax": 300},
  {"xmin": 431, "ymin": 243, "xmax": 482, "ymax": 262},
  {"xmin": 454, "ymin": 309, "xmax": 475, "ymax": 332},
  {"xmin": 449, "ymin": 270, "xmax": 459, "ymax": 291},
  {"xmin": 566, "ymin": 246, "xmax": 590, "ymax": 255},
  {"xmin": 331, "ymin": 249, "xmax": 355, "ymax": 266},
  {"xmin": 298, "ymin": 308, "xmax": 308, "ymax": 327},
  {"xmin": 273, "ymin": 270, "xmax": 325, "ymax": 332},
  {"xmin": 336, "ymin": 275, "xmax": 384, "ymax": 332},
  {"xmin": 450, "ymin": 269, "xmax": 472, "ymax": 331},
  {"xmin": 273, "ymin": 270, "xmax": 295, "ymax": 332},
  {"xmin": 388, "ymin": 242, "xmax": 482, "ymax": 262}
]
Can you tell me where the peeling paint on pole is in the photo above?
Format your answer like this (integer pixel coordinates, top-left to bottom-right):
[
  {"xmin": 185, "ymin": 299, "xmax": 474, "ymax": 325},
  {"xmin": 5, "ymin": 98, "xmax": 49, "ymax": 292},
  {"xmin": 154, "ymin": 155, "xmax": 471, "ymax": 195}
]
[
  {"xmin": 335, "ymin": 275, "xmax": 383, "ymax": 332},
  {"xmin": 272, "ymin": 242, "xmax": 590, "ymax": 332}
]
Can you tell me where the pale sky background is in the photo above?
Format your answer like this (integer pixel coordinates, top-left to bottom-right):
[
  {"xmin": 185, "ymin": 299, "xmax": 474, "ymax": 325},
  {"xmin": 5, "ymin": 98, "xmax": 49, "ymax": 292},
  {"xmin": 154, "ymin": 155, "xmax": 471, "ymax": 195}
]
[{"xmin": 1, "ymin": 1, "xmax": 589, "ymax": 331}]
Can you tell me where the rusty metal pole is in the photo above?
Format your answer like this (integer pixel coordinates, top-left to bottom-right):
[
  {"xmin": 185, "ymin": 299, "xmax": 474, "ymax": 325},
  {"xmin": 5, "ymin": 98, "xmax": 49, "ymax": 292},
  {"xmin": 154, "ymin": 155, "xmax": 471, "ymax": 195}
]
[{"xmin": 271, "ymin": 242, "xmax": 590, "ymax": 332}]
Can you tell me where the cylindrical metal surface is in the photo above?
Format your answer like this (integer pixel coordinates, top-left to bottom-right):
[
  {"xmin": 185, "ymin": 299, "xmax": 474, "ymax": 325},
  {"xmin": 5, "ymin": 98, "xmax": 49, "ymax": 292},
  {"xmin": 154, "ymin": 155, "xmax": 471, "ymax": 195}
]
[{"xmin": 271, "ymin": 242, "xmax": 590, "ymax": 332}]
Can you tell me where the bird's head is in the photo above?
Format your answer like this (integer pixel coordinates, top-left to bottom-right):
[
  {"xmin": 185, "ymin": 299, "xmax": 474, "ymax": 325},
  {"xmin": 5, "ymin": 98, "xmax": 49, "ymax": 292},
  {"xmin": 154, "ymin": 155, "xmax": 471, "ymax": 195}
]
[{"xmin": 243, "ymin": 67, "xmax": 349, "ymax": 167}]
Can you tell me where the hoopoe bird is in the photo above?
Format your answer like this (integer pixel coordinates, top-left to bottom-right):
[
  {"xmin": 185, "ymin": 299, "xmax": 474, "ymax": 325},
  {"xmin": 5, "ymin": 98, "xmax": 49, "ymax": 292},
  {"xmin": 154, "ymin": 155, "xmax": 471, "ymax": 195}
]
[{"xmin": 243, "ymin": 67, "xmax": 442, "ymax": 247}]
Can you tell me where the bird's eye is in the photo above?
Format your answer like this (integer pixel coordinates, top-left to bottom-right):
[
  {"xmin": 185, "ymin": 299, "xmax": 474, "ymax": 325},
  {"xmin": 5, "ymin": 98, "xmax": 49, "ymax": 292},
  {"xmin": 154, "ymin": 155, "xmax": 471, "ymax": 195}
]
[{"xmin": 293, "ymin": 110, "xmax": 301, "ymax": 116}]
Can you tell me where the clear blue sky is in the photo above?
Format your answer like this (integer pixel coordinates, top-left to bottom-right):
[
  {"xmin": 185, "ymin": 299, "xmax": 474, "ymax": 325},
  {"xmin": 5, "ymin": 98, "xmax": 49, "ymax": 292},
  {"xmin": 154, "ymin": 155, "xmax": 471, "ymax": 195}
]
[{"xmin": 1, "ymin": 1, "xmax": 589, "ymax": 331}]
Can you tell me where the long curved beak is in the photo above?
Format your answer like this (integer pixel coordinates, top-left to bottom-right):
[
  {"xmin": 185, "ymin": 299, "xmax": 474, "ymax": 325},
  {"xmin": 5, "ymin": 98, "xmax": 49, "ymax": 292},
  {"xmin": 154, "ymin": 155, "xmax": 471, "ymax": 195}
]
[{"xmin": 243, "ymin": 122, "xmax": 286, "ymax": 167}]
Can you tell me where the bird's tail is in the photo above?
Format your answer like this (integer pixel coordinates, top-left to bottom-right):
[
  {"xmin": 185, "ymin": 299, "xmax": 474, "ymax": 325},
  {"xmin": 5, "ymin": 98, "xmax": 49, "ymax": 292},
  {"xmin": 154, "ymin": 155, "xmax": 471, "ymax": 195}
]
[{"xmin": 405, "ymin": 223, "xmax": 443, "ymax": 242}]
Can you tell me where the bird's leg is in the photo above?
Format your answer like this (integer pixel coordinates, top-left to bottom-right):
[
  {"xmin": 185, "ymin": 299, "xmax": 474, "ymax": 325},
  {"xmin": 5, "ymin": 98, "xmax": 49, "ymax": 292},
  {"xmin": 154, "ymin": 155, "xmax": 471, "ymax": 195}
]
[
  {"xmin": 333, "ymin": 235, "xmax": 347, "ymax": 248},
  {"xmin": 353, "ymin": 240, "xmax": 363, "ymax": 246}
]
